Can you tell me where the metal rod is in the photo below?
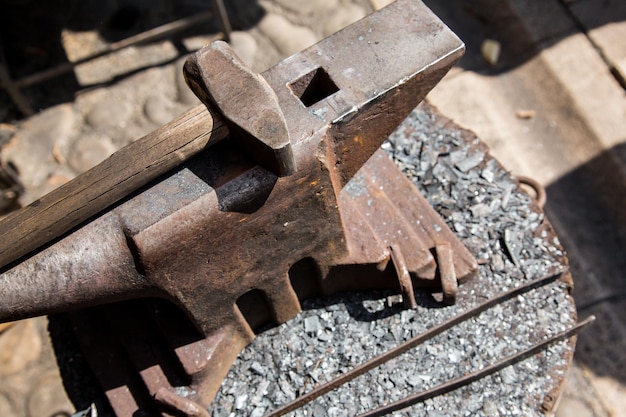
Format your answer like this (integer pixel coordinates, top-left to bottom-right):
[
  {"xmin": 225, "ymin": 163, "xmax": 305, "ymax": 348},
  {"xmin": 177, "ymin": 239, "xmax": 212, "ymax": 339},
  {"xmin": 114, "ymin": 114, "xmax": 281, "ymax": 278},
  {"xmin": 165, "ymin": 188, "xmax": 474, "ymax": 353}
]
[
  {"xmin": 14, "ymin": 11, "xmax": 217, "ymax": 88},
  {"xmin": 357, "ymin": 316, "xmax": 595, "ymax": 417},
  {"xmin": 265, "ymin": 271, "xmax": 566, "ymax": 417},
  {"xmin": 213, "ymin": 0, "xmax": 232, "ymax": 42},
  {"xmin": 389, "ymin": 245, "xmax": 417, "ymax": 309},
  {"xmin": 0, "ymin": 43, "xmax": 34, "ymax": 115}
]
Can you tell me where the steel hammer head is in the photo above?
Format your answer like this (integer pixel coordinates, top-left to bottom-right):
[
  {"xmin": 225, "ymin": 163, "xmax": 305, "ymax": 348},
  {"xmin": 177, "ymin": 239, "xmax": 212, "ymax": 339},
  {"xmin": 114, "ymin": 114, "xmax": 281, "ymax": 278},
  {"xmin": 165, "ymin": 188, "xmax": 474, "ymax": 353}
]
[{"xmin": 183, "ymin": 41, "xmax": 296, "ymax": 177}]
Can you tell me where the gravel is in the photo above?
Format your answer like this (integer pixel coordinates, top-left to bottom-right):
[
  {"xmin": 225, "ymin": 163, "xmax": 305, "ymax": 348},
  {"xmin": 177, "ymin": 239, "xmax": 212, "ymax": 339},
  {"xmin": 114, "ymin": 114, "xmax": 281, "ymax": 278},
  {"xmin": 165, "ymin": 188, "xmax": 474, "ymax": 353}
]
[{"xmin": 210, "ymin": 104, "xmax": 577, "ymax": 417}]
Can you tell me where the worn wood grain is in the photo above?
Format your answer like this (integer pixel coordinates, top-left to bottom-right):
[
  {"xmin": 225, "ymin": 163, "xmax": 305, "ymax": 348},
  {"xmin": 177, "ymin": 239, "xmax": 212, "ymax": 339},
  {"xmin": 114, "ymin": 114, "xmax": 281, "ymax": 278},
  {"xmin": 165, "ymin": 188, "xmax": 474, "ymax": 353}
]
[
  {"xmin": 0, "ymin": 321, "xmax": 16, "ymax": 333},
  {"xmin": 0, "ymin": 104, "xmax": 228, "ymax": 270}
]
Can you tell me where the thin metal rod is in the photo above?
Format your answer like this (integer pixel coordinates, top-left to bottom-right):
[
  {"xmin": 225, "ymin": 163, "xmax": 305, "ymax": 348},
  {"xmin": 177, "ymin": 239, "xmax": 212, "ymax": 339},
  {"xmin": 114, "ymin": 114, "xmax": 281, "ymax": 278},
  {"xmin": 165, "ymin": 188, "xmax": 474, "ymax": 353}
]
[
  {"xmin": 265, "ymin": 271, "xmax": 566, "ymax": 417},
  {"xmin": 213, "ymin": 0, "xmax": 232, "ymax": 42},
  {"xmin": 357, "ymin": 316, "xmax": 595, "ymax": 417},
  {"xmin": 14, "ymin": 12, "xmax": 216, "ymax": 88},
  {"xmin": 389, "ymin": 245, "xmax": 417, "ymax": 309},
  {"xmin": 0, "ymin": 43, "xmax": 34, "ymax": 115}
]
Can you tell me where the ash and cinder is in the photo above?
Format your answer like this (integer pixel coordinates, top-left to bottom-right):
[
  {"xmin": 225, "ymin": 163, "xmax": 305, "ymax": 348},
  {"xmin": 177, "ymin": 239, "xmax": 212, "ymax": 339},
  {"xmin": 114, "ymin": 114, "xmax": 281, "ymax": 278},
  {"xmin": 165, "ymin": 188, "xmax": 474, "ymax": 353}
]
[{"xmin": 210, "ymin": 104, "xmax": 577, "ymax": 417}]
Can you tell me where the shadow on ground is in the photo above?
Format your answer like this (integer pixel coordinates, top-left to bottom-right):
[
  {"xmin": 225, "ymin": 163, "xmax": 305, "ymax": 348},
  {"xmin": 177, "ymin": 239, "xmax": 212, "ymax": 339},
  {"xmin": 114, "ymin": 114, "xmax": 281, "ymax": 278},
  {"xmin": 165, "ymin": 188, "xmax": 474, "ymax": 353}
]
[
  {"xmin": 3, "ymin": 0, "xmax": 626, "ymax": 119},
  {"xmin": 546, "ymin": 143, "xmax": 626, "ymax": 385},
  {"xmin": 425, "ymin": 0, "xmax": 625, "ymax": 75},
  {"xmin": 0, "ymin": 0, "xmax": 264, "ymax": 119}
]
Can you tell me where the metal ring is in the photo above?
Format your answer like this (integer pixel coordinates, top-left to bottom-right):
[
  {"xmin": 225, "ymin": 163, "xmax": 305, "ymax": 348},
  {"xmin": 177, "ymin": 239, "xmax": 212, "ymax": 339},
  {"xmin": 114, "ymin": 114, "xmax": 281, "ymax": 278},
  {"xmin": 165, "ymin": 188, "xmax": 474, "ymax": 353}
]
[{"xmin": 517, "ymin": 176, "xmax": 547, "ymax": 208}]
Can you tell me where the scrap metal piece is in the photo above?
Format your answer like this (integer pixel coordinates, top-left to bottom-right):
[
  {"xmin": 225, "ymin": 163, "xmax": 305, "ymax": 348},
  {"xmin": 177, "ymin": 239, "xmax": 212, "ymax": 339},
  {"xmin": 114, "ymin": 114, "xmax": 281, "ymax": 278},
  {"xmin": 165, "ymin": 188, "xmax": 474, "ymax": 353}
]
[
  {"xmin": 155, "ymin": 388, "xmax": 210, "ymax": 417},
  {"xmin": 389, "ymin": 244, "xmax": 417, "ymax": 310},
  {"xmin": 436, "ymin": 242, "xmax": 458, "ymax": 305},
  {"xmin": 337, "ymin": 149, "xmax": 478, "ymax": 286}
]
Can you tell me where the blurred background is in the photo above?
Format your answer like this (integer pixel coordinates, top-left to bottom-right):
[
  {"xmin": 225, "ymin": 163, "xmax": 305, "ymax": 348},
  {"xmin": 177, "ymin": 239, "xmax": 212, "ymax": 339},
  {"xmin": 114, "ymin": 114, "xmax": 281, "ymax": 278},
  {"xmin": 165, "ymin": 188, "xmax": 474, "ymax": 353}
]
[{"xmin": 0, "ymin": 0, "xmax": 624, "ymax": 416}]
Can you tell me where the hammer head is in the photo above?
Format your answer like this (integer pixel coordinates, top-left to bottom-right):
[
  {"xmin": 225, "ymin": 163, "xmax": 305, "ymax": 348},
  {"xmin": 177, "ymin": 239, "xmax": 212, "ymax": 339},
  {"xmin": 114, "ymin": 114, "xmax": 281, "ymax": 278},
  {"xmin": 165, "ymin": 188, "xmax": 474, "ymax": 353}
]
[{"xmin": 183, "ymin": 41, "xmax": 296, "ymax": 176}]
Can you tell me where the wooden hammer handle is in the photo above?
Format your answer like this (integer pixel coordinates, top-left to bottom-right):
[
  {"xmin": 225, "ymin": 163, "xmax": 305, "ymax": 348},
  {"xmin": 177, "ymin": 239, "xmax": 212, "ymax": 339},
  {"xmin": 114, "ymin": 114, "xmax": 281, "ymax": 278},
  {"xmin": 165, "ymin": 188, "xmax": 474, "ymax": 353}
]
[{"xmin": 0, "ymin": 104, "xmax": 227, "ymax": 270}]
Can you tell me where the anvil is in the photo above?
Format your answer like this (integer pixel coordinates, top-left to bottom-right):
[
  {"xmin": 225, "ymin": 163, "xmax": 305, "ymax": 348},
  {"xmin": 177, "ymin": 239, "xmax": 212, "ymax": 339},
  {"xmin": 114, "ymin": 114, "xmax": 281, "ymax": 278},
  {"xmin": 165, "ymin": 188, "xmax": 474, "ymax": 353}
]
[{"xmin": 0, "ymin": 1, "xmax": 476, "ymax": 415}]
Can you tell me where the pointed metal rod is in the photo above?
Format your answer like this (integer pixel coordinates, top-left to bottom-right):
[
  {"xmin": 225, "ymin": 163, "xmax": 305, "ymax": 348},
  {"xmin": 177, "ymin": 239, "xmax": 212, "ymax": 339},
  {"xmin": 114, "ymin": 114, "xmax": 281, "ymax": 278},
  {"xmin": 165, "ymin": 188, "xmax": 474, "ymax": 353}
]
[
  {"xmin": 357, "ymin": 315, "xmax": 595, "ymax": 417},
  {"xmin": 264, "ymin": 271, "xmax": 566, "ymax": 417},
  {"xmin": 14, "ymin": 11, "xmax": 218, "ymax": 89}
]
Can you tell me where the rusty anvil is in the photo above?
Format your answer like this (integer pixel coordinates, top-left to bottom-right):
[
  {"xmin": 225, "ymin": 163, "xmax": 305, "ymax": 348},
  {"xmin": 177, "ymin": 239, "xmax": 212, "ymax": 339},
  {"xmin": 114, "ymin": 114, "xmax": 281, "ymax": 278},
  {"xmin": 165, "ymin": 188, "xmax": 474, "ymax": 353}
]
[{"xmin": 0, "ymin": 1, "xmax": 476, "ymax": 415}]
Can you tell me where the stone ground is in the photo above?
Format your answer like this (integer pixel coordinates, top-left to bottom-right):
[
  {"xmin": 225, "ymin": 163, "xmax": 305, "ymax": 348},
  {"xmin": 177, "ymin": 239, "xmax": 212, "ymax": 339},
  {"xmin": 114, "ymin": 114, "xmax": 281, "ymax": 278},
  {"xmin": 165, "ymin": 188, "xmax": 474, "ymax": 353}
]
[{"xmin": 0, "ymin": 0, "xmax": 624, "ymax": 416}]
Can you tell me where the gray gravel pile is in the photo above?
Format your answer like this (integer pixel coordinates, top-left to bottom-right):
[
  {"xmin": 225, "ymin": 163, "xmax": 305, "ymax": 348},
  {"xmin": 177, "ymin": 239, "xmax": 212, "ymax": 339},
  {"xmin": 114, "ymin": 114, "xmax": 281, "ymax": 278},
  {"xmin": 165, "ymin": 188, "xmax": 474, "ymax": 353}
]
[{"xmin": 210, "ymin": 104, "xmax": 577, "ymax": 417}]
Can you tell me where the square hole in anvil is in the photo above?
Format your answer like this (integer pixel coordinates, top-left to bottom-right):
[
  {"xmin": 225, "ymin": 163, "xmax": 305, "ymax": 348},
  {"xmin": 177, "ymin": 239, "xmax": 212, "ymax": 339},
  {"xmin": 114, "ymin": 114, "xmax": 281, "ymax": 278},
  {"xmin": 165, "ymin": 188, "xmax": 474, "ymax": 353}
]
[{"xmin": 289, "ymin": 67, "xmax": 340, "ymax": 107}]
